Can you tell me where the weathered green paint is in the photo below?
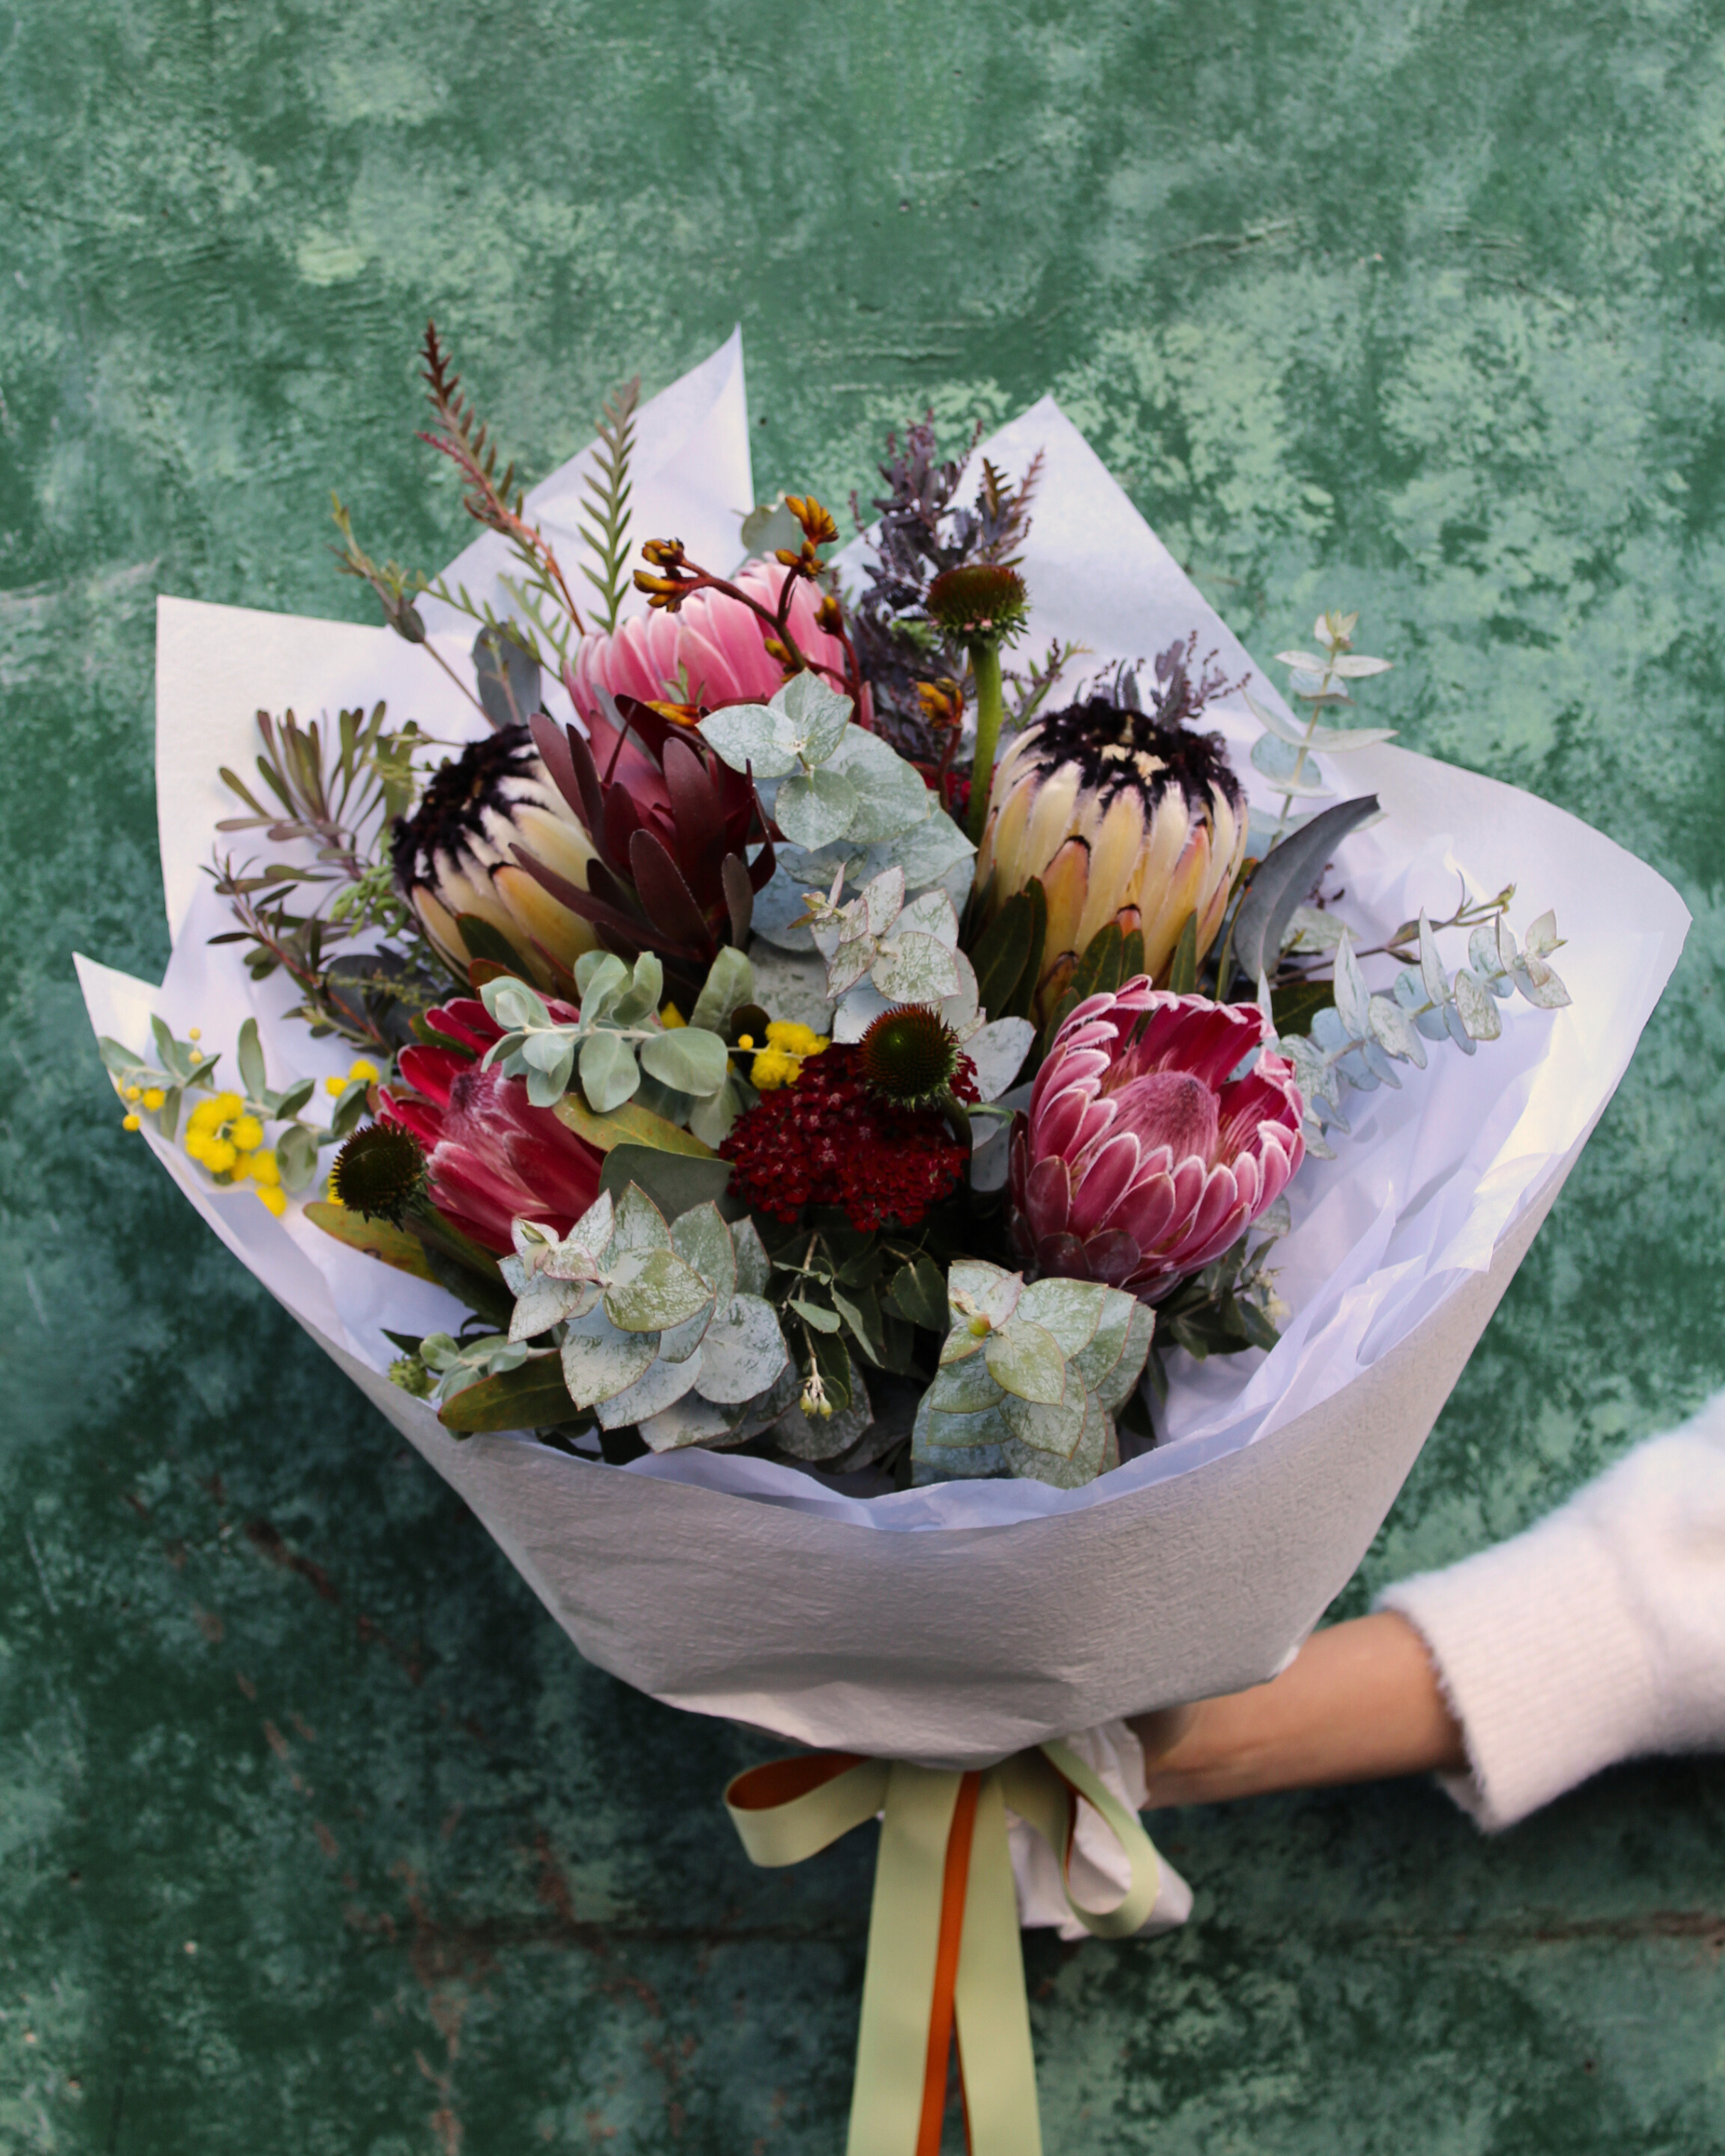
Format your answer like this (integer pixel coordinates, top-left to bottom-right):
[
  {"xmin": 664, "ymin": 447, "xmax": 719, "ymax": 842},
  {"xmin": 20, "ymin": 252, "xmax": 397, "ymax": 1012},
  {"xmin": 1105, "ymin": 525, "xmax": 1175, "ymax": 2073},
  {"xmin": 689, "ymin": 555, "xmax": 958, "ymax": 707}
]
[{"xmin": 4, "ymin": 2, "xmax": 1724, "ymax": 2147}]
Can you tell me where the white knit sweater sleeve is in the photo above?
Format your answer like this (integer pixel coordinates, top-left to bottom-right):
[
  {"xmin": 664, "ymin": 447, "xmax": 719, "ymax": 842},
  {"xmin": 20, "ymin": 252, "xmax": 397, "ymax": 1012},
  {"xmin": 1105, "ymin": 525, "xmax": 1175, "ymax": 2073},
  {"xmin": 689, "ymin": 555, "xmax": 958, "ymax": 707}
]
[{"xmin": 1376, "ymin": 1387, "xmax": 1725, "ymax": 1831}]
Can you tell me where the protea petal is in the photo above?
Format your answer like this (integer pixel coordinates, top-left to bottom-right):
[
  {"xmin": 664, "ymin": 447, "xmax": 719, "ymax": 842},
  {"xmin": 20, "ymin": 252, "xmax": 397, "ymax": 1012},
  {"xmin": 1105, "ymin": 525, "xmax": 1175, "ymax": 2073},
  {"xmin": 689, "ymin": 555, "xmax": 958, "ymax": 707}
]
[
  {"xmin": 1011, "ymin": 986, "xmax": 1305, "ymax": 1299},
  {"xmin": 378, "ymin": 1024, "xmax": 605, "ymax": 1257},
  {"xmin": 1067, "ymin": 1131, "xmax": 1141, "ymax": 1236},
  {"xmin": 973, "ymin": 688, "xmax": 1248, "ymax": 1025}
]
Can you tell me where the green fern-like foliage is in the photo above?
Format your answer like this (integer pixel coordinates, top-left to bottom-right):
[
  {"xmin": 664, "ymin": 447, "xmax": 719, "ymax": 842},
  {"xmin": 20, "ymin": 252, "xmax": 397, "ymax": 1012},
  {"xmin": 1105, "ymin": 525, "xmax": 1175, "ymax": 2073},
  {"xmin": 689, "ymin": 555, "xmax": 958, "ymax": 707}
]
[{"xmin": 578, "ymin": 377, "xmax": 640, "ymax": 634}]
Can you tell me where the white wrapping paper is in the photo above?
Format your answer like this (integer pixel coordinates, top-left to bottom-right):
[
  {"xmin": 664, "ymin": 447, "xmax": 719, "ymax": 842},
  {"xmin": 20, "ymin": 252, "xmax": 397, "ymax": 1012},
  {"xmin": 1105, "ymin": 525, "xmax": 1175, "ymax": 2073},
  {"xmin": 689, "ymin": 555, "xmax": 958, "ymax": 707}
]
[{"xmin": 80, "ymin": 338, "xmax": 1689, "ymax": 1767}]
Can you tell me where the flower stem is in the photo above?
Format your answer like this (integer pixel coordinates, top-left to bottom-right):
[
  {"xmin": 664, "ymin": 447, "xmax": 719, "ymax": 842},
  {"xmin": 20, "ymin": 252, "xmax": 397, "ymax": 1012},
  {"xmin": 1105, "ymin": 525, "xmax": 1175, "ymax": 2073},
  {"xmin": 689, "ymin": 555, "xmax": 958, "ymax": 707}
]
[{"xmin": 965, "ymin": 643, "xmax": 1006, "ymax": 845}]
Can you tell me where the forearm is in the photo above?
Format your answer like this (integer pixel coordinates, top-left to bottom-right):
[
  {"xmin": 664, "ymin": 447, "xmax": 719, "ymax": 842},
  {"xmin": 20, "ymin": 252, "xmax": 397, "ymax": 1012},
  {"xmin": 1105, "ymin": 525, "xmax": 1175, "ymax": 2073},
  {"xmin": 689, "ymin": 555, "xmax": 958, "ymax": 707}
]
[{"xmin": 1130, "ymin": 1612, "xmax": 1465, "ymax": 1807}]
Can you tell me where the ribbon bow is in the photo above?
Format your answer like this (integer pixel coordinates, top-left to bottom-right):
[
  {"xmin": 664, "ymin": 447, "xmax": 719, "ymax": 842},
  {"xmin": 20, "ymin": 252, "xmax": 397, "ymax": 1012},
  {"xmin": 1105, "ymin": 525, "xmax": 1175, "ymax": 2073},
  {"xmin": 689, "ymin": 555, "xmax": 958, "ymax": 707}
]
[{"xmin": 725, "ymin": 1742, "xmax": 1163, "ymax": 2156}]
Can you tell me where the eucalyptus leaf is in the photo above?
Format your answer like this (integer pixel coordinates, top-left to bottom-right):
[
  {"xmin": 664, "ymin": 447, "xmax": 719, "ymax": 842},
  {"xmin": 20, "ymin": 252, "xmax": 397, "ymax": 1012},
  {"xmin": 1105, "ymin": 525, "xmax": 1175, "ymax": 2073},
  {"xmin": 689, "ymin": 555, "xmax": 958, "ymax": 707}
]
[
  {"xmin": 698, "ymin": 1294, "xmax": 789, "ymax": 1403},
  {"xmin": 872, "ymin": 930, "xmax": 960, "ymax": 1004},
  {"xmin": 985, "ymin": 1320, "xmax": 1068, "ymax": 1405},
  {"xmin": 1017, "ymin": 1275, "xmax": 1105, "ymax": 1359},
  {"xmin": 1332, "ymin": 933, "xmax": 1369, "ymax": 1037},
  {"xmin": 1246, "ymin": 733, "xmax": 1328, "ymax": 802},
  {"xmin": 579, "ymin": 1029, "xmax": 640, "ymax": 1113},
  {"xmin": 603, "ymin": 1247, "xmax": 713, "ymax": 1333},
  {"xmin": 236, "ymin": 1019, "xmax": 267, "ymax": 1102},
  {"xmin": 275, "ymin": 1122, "xmax": 319, "ymax": 1193},
  {"xmin": 777, "ymin": 670, "xmax": 853, "ymax": 761},
  {"xmin": 595, "ymin": 1349, "xmax": 703, "ymax": 1431},
  {"xmin": 1227, "ymin": 794, "xmax": 1381, "ymax": 991},
  {"xmin": 1244, "ymin": 688, "xmax": 1396, "ymax": 754},
  {"xmin": 731, "ymin": 1217, "xmax": 772, "ymax": 1299},
  {"xmin": 826, "ymin": 727, "xmax": 938, "ymax": 842},
  {"xmin": 963, "ymin": 1018, "xmax": 1034, "ymax": 1102},
  {"xmin": 559, "ymin": 1304, "xmax": 659, "ymax": 1409},
  {"xmin": 1452, "ymin": 967, "xmax": 1501, "ymax": 1041},
  {"xmin": 638, "ymin": 1025, "xmax": 729, "ymax": 1097},
  {"xmin": 671, "ymin": 1202, "xmax": 738, "ymax": 1306},
  {"xmin": 637, "ymin": 1391, "xmax": 741, "ymax": 1452},
  {"xmin": 698, "ymin": 702, "xmax": 801, "ymax": 779},
  {"xmin": 999, "ymin": 1387, "xmax": 1088, "ymax": 1458},
  {"xmin": 774, "ymin": 766, "xmax": 858, "ymax": 849}
]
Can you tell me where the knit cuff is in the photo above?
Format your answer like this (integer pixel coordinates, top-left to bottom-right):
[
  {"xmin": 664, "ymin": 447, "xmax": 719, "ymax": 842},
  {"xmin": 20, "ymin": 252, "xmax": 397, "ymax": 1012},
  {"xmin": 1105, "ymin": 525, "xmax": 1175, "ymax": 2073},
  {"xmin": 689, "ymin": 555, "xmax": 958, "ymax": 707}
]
[{"xmin": 1376, "ymin": 1505, "xmax": 1661, "ymax": 1832}]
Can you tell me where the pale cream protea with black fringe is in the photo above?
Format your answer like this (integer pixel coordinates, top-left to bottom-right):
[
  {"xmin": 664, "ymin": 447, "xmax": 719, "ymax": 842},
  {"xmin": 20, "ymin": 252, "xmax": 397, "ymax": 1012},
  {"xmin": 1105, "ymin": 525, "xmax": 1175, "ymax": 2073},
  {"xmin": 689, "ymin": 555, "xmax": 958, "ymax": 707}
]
[
  {"xmin": 975, "ymin": 684, "xmax": 1247, "ymax": 1025},
  {"xmin": 391, "ymin": 721, "xmax": 598, "ymax": 988}
]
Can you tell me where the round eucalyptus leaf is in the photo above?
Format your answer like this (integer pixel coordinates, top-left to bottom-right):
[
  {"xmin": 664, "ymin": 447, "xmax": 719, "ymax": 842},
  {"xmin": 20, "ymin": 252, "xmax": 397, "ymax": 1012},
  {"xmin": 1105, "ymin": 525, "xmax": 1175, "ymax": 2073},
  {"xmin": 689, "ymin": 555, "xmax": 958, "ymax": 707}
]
[
  {"xmin": 774, "ymin": 767, "xmax": 858, "ymax": 851},
  {"xmin": 579, "ymin": 1029, "xmax": 640, "ymax": 1113},
  {"xmin": 638, "ymin": 1025, "xmax": 729, "ymax": 1097}
]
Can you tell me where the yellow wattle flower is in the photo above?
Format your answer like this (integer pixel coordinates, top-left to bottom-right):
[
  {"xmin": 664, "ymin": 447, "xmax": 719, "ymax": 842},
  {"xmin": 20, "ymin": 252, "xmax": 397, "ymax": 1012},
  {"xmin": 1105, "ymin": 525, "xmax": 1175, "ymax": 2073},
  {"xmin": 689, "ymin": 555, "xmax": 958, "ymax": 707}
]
[
  {"xmin": 750, "ymin": 1021, "xmax": 829, "ymax": 1091},
  {"xmin": 975, "ymin": 690, "xmax": 1247, "ymax": 1024}
]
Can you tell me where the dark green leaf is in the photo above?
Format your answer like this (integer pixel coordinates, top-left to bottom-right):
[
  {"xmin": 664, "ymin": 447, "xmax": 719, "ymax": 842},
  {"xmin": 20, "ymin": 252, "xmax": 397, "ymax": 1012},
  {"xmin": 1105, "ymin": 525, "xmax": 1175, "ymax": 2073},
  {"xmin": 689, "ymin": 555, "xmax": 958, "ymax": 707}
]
[
  {"xmin": 330, "ymin": 1080, "xmax": 371, "ymax": 1139},
  {"xmin": 439, "ymin": 1358, "xmax": 579, "ymax": 1436},
  {"xmin": 790, "ymin": 1295, "xmax": 842, "ymax": 1333},
  {"xmin": 1071, "ymin": 921, "xmax": 1125, "ymax": 1001},
  {"xmin": 1270, "ymin": 977, "xmax": 1335, "ymax": 1035},
  {"xmin": 885, "ymin": 1252, "xmax": 948, "ymax": 1331},
  {"xmin": 455, "ymin": 912, "xmax": 536, "ymax": 980},
  {"xmin": 598, "ymin": 1145, "xmax": 735, "ymax": 1221},
  {"xmin": 831, "ymin": 1283, "xmax": 886, "ymax": 1365},
  {"xmin": 969, "ymin": 891, "xmax": 1039, "ymax": 1021},
  {"xmin": 1166, "ymin": 913, "xmax": 1198, "ymax": 996},
  {"xmin": 807, "ymin": 1326, "xmax": 852, "ymax": 1414}
]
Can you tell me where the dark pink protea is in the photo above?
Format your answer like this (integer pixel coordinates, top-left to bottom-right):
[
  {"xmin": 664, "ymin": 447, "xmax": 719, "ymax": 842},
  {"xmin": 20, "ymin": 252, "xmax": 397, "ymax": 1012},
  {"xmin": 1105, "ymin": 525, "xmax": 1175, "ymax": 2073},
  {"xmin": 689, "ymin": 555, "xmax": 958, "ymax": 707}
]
[
  {"xmin": 567, "ymin": 560, "xmax": 848, "ymax": 721},
  {"xmin": 377, "ymin": 999, "xmax": 603, "ymax": 1255},
  {"xmin": 1009, "ymin": 984, "xmax": 1304, "ymax": 1299}
]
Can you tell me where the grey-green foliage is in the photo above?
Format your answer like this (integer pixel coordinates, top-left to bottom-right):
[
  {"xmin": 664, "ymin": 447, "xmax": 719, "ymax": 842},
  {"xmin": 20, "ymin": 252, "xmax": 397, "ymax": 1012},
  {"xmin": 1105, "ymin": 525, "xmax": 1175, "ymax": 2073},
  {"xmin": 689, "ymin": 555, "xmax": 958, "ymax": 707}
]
[
  {"xmin": 415, "ymin": 1331, "xmax": 544, "ymax": 1408},
  {"xmin": 99, "ymin": 1015, "xmax": 335, "ymax": 1190},
  {"xmin": 701, "ymin": 674, "xmax": 973, "ymax": 954},
  {"xmin": 501, "ymin": 1185, "xmax": 788, "ymax": 1435},
  {"xmin": 478, "ymin": 952, "xmax": 730, "ymax": 1115},
  {"xmin": 911, "ymin": 1259, "xmax": 1154, "ymax": 1490},
  {"xmin": 1244, "ymin": 608, "xmax": 1396, "ymax": 856},
  {"xmin": 1271, "ymin": 908, "xmax": 1570, "ymax": 1153}
]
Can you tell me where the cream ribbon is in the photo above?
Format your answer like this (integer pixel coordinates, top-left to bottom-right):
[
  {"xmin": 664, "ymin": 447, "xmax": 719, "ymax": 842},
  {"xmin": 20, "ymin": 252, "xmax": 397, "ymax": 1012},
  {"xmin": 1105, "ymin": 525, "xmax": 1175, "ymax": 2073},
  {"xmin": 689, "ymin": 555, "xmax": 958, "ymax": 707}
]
[{"xmin": 725, "ymin": 1742, "xmax": 1163, "ymax": 2156}]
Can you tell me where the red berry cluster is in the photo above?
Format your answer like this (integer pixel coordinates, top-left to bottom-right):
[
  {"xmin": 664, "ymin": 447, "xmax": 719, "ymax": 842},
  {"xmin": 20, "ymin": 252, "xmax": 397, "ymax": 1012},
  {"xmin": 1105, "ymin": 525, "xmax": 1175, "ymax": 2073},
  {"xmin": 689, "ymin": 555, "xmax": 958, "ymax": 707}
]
[{"xmin": 720, "ymin": 1045, "xmax": 978, "ymax": 1230}]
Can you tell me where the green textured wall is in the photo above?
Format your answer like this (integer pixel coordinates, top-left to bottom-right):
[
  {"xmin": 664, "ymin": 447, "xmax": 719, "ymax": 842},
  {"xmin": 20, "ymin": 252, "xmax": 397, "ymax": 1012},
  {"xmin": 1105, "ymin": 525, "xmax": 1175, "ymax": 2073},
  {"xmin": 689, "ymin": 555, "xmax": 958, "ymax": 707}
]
[{"xmin": 5, "ymin": 3, "xmax": 1724, "ymax": 2148}]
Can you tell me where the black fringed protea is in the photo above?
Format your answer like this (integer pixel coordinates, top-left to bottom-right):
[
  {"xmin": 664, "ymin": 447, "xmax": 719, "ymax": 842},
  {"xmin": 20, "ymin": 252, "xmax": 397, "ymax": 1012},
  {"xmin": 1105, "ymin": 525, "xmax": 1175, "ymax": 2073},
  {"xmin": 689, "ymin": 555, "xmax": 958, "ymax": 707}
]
[
  {"xmin": 333, "ymin": 1122, "xmax": 429, "ymax": 1226},
  {"xmin": 858, "ymin": 1005, "xmax": 965, "ymax": 1109},
  {"xmin": 389, "ymin": 720, "xmax": 597, "ymax": 986}
]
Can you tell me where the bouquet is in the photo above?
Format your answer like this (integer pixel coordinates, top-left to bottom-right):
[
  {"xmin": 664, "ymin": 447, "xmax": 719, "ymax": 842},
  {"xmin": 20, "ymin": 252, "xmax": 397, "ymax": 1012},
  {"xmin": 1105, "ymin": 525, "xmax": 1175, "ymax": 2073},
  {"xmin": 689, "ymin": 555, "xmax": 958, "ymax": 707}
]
[{"xmin": 80, "ymin": 328, "xmax": 1687, "ymax": 2152}]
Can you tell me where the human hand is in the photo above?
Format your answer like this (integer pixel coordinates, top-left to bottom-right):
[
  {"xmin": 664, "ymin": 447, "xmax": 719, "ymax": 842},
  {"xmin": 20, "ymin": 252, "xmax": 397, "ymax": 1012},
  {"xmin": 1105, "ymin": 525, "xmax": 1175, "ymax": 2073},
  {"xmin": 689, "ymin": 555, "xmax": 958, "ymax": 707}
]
[{"xmin": 1129, "ymin": 1612, "xmax": 1466, "ymax": 1807}]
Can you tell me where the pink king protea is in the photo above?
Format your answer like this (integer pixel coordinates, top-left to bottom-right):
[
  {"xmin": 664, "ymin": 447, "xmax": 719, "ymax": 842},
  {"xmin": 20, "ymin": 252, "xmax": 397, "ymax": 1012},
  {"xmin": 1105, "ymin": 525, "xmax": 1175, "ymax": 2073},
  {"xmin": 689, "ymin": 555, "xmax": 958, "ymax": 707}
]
[
  {"xmin": 1009, "ymin": 984, "xmax": 1305, "ymax": 1299},
  {"xmin": 566, "ymin": 561, "xmax": 848, "ymax": 720}
]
